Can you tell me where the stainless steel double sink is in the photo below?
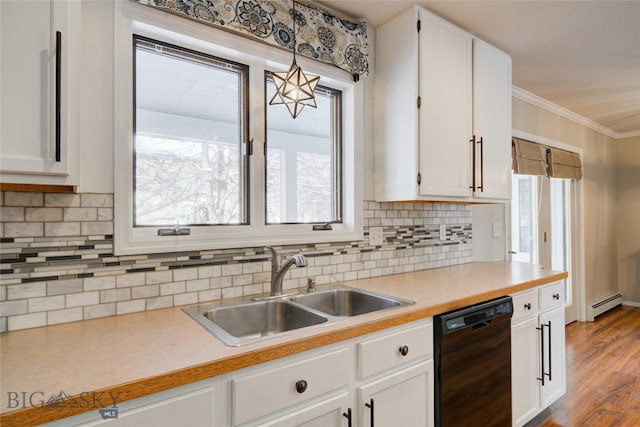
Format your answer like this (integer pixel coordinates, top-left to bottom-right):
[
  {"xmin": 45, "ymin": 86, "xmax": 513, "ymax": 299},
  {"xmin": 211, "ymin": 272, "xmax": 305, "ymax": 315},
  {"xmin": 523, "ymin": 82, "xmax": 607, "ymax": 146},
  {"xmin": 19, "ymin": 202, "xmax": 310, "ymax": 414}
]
[{"xmin": 182, "ymin": 286, "xmax": 414, "ymax": 346}]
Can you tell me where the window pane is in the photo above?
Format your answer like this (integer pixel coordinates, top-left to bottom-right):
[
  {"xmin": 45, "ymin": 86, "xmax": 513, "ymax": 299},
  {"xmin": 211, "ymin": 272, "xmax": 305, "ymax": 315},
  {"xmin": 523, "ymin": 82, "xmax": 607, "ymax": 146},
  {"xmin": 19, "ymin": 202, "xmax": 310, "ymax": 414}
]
[
  {"xmin": 265, "ymin": 74, "xmax": 341, "ymax": 224},
  {"xmin": 510, "ymin": 174, "xmax": 539, "ymax": 264},
  {"xmin": 134, "ymin": 36, "xmax": 247, "ymax": 226}
]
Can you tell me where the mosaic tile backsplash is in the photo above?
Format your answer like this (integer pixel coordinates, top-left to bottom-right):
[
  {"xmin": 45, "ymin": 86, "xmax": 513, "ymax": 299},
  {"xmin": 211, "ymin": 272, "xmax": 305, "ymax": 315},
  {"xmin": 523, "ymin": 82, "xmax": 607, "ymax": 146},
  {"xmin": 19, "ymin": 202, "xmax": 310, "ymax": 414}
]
[{"xmin": 0, "ymin": 192, "xmax": 472, "ymax": 332}]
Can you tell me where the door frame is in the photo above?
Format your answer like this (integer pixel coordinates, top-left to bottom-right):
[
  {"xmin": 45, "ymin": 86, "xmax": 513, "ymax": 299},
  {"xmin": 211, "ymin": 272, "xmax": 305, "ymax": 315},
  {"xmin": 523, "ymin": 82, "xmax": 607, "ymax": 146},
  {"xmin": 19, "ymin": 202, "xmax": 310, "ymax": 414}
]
[{"xmin": 511, "ymin": 129, "xmax": 586, "ymax": 322}]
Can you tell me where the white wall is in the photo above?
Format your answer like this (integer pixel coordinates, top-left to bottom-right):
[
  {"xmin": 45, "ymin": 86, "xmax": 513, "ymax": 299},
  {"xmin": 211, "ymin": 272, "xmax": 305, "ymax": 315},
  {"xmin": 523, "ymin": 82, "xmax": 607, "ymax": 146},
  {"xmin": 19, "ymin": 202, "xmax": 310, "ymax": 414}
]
[
  {"xmin": 512, "ymin": 97, "xmax": 618, "ymax": 307},
  {"xmin": 472, "ymin": 204, "xmax": 507, "ymax": 262},
  {"xmin": 78, "ymin": 1, "xmax": 114, "ymax": 193},
  {"xmin": 615, "ymin": 136, "xmax": 640, "ymax": 305}
]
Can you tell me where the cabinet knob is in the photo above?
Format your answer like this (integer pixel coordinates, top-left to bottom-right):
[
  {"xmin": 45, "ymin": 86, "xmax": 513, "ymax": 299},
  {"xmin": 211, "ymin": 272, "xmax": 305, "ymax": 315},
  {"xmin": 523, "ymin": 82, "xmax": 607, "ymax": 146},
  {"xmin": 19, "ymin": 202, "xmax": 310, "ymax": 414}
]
[
  {"xmin": 399, "ymin": 345, "xmax": 409, "ymax": 356},
  {"xmin": 295, "ymin": 380, "xmax": 308, "ymax": 393},
  {"xmin": 553, "ymin": 293, "xmax": 560, "ymax": 300},
  {"xmin": 524, "ymin": 303, "xmax": 532, "ymax": 310}
]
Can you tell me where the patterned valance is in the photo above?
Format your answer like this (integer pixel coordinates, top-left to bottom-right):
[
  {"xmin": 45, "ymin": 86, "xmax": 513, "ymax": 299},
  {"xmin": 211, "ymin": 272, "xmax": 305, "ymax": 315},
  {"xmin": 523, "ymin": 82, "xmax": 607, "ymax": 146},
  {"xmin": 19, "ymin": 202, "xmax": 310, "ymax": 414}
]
[{"xmin": 130, "ymin": 0, "xmax": 369, "ymax": 77}]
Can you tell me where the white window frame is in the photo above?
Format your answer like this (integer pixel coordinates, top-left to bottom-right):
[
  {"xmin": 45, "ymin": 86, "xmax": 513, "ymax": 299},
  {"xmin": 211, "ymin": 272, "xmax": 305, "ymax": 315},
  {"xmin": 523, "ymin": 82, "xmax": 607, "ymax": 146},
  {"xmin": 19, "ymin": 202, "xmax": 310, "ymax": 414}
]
[{"xmin": 113, "ymin": 1, "xmax": 363, "ymax": 255}]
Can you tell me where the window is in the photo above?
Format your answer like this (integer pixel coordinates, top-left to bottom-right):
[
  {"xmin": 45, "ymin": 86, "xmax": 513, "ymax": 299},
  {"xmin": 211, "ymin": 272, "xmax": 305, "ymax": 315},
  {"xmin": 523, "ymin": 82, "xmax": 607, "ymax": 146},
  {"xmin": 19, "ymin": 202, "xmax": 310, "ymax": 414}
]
[
  {"xmin": 134, "ymin": 36, "xmax": 248, "ymax": 227},
  {"xmin": 265, "ymin": 73, "xmax": 341, "ymax": 224},
  {"xmin": 114, "ymin": 3, "xmax": 362, "ymax": 255}
]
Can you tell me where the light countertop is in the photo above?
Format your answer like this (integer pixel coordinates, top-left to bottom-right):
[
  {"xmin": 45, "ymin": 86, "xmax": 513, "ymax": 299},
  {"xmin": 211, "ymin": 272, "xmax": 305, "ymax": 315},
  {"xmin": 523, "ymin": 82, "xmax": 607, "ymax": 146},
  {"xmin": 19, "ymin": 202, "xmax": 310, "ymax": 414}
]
[{"xmin": 0, "ymin": 261, "xmax": 567, "ymax": 426}]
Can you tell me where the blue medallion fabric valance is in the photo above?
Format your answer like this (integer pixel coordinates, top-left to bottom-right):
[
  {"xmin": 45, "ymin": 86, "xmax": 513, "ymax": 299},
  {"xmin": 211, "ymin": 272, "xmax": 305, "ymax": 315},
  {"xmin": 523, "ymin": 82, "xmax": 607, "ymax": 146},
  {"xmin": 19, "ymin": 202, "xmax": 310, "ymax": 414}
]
[{"xmin": 130, "ymin": 0, "xmax": 369, "ymax": 76}]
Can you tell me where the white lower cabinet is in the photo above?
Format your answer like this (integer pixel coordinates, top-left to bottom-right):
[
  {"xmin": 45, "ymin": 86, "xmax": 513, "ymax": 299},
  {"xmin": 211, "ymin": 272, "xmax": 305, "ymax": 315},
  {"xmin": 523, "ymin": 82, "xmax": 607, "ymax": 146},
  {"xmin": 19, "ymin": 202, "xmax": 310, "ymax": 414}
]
[
  {"xmin": 511, "ymin": 282, "xmax": 566, "ymax": 427},
  {"xmin": 230, "ymin": 348, "xmax": 350, "ymax": 426},
  {"xmin": 358, "ymin": 361, "xmax": 433, "ymax": 427},
  {"xmin": 259, "ymin": 392, "xmax": 351, "ymax": 427},
  {"xmin": 218, "ymin": 318, "xmax": 434, "ymax": 427},
  {"xmin": 44, "ymin": 383, "xmax": 215, "ymax": 427}
]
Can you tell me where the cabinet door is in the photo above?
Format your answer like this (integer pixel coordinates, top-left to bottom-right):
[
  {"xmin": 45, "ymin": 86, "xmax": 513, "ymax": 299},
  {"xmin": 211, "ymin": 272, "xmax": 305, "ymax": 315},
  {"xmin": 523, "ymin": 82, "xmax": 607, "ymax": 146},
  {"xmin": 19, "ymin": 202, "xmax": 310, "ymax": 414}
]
[
  {"xmin": 511, "ymin": 316, "xmax": 540, "ymax": 427},
  {"xmin": 0, "ymin": 0, "xmax": 77, "ymax": 178},
  {"xmin": 539, "ymin": 307, "xmax": 566, "ymax": 409},
  {"xmin": 358, "ymin": 360, "xmax": 434, "ymax": 427},
  {"xmin": 472, "ymin": 39, "xmax": 512, "ymax": 200},
  {"xmin": 56, "ymin": 387, "xmax": 214, "ymax": 427},
  {"xmin": 418, "ymin": 10, "xmax": 472, "ymax": 198},
  {"xmin": 259, "ymin": 392, "xmax": 350, "ymax": 427}
]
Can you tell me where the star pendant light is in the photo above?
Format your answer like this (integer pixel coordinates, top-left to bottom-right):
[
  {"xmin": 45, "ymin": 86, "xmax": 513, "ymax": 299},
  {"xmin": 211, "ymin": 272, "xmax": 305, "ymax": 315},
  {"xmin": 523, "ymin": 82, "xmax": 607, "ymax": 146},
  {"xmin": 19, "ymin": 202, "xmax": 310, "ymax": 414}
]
[{"xmin": 269, "ymin": 0, "xmax": 319, "ymax": 119}]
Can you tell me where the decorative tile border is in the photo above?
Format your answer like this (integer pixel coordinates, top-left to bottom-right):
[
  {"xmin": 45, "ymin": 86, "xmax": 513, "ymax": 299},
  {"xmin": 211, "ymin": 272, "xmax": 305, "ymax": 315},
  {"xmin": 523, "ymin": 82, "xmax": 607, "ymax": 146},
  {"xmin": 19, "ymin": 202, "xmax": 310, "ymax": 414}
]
[{"xmin": 1, "ymin": 193, "xmax": 472, "ymax": 332}]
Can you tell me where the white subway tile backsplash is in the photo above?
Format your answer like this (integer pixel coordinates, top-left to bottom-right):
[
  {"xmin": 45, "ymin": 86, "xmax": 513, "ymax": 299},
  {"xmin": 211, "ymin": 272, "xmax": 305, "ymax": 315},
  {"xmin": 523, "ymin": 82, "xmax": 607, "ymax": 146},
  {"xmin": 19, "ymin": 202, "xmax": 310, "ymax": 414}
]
[
  {"xmin": 5, "ymin": 192, "xmax": 43, "ymax": 207},
  {"xmin": 186, "ymin": 279, "xmax": 209, "ymax": 293},
  {"xmin": 117, "ymin": 299, "xmax": 146, "ymax": 315},
  {"xmin": 8, "ymin": 312, "xmax": 46, "ymax": 330},
  {"xmin": 84, "ymin": 303, "xmax": 116, "ymax": 319},
  {"xmin": 1, "ymin": 192, "xmax": 472, "ymax": 331},
  {"xmin": 84, "ymin": 276, "xmax": 116, "ymax": 291},
  {"xmin": 66, "ymin": 291, "xmax": 100, "ymax": 308},
  {"xmin": 131, "ymin": 285, "xmax": 159, "ymax": 299},
  {"xmin": 0, "ymin": 300, "xmax": 28, "ymax": 316},
  {"xmin": 4, "ymin": 223, "xmax": 44, "ymax": 238},
  {"xmin": 1, "ymin": 207, "xmax": 25, "ymax": 222},
  {"xmin": 116, "ymin": 272, "xmax": 145, "ymax": 288},
  {"xmin": 45, "ymin": 222, "xmax": 81, "ymax": 237},
  {"xmin": 173, "ymin": 292, "xmax": 198, "ymax": 306},
  {"xmin": 28, "ymin": 295, "xmax": 65, "ymax": 312},
  {"xmin": 81, "ymin": 194, "xmax": 113, "ymax": 208},
  {"xmin": 8, "ymin": 282, "xmax": 46, "ymax": 300},
  {"xmin": 146, "ymin": 296, "xmax": 172, "ymax": 310},
  {"xmin": 81, "ymin": 221, "xmax": 113, "ymax": 236},
  {"xmin": 160, "ymin": 281, "xmax": 185, "ymax": 296},
  {"xmin": 146, "ymin": 270, "xmax": 173, "ymax": 285},
  {"xmin": 48, "ymin": 307, "xmax": 83, "ymax": 325},
  {"xmin": 63, "ymin": 208, "xmax": 97, "ymax": 221},
  {"xmin": 100, "ymin": 289, "xmax": 131, "ymax": 303},
  {"xmin": 45, "ymin": 193, "xmax": 80, "ymax": 207}
]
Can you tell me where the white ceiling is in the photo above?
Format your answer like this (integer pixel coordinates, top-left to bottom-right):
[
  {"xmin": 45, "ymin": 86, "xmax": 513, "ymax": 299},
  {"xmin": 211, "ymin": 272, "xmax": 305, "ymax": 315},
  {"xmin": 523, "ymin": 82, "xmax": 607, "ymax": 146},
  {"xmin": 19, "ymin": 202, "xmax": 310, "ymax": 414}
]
[{"xmin": 319, "ymin": 0, "xmax": 640, "ymax": 138}]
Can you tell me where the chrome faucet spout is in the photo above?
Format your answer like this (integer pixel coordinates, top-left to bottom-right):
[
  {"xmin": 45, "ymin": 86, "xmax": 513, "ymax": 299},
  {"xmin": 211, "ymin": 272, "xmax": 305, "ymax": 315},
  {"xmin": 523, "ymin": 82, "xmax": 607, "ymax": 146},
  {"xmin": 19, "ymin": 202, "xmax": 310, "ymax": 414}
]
[{"xmin": 266, "ymin": 247, "xmax": 307, "ymax": 296}]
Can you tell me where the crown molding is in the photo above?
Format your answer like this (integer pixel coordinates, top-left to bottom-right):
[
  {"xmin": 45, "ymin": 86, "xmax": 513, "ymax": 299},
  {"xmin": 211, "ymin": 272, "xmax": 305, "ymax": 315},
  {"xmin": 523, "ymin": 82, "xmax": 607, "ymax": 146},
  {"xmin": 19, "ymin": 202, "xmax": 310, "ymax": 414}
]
[{"xmin": 512, "ymin": 86, "xmax": 640, "ymax": 140}]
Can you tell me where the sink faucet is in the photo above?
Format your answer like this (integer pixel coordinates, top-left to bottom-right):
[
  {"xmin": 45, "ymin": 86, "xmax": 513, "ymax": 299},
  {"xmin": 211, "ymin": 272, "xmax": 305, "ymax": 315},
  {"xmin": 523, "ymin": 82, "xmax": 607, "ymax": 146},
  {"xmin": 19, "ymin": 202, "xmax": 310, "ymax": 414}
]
[{"xmin": 266, "ymin": 247, "xmax": 308, "ymax": 296}]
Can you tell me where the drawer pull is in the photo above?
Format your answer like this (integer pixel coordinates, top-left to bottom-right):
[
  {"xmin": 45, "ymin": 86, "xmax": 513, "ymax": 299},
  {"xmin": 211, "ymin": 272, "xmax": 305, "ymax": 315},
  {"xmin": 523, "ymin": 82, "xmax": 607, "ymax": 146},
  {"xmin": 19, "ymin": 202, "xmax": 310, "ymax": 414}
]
[
  {"xmin": 295, "ymin": 380, "xmax": 308, "ymax": 394},
  {"xmin": 553, "ymin": 293, "xmax": 561, "ymax": 300},
  {"xmin": 399, "ymin": 345, "xmax": 409, "ymax": 356},
  {"xmin": 524, "ymin": 303, "xmax": 532, "ymax": 310}
]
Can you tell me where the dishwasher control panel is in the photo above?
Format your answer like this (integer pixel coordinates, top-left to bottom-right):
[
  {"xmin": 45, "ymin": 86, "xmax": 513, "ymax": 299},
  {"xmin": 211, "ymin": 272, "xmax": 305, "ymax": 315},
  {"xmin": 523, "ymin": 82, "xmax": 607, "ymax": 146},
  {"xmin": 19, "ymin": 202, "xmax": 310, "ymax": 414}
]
[{"xmin": 439, "ymin": 297, "xmax": 513, "ymax": 334}]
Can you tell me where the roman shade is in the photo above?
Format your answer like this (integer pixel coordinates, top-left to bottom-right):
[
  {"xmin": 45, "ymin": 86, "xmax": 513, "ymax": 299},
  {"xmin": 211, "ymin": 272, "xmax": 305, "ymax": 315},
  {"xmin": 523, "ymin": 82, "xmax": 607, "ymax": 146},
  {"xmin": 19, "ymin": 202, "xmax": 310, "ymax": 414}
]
[
  {"xmin": 512, "ymin": 138, "xmax": 547, "ymax": 176},
  {"xmin": 512, "ymin": 137, "xmax": 582, "ymax": 180},
  {"xmin": 129, "ymin": 0, "xmax": 369, "ymax": 77},
  {"xmin": 547, "ymin": 147, "xmax": 582, "ymax": 179}
]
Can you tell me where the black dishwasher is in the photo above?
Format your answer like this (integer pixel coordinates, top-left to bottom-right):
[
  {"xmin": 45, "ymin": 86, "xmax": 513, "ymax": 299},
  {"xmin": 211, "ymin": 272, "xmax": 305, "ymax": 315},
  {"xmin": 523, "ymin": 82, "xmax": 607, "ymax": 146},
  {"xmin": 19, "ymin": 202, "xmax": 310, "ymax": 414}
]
[{"xmin": 434, "ymin": 296, "xmax": 513, "ymax": 427}]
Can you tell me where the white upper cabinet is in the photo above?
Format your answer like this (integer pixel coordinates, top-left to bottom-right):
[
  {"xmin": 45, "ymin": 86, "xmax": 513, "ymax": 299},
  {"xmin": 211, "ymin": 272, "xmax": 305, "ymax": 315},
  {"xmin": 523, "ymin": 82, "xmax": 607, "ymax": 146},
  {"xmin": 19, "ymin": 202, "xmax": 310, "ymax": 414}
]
[
  {"xmin": 472, "ymin": 38, "xmax": 513, "ymax": 200},
  {"xmin": 0, "ymin": 0, "xmax": 80, "ymax": 184},
  {"xmin": 375, "ymin": 6, "xmax": 512, "ymax": 202},
  {"xmin": 418, "ymin": 9, "xmax": 473, "ymax": 199}
]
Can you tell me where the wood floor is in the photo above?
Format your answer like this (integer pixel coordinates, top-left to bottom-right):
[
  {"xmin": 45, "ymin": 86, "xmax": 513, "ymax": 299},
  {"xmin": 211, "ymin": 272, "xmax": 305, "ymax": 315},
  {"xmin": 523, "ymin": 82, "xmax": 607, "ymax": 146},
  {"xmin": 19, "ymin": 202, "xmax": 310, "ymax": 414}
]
[{"xmin": 526, "ymin": 305, "xmax": 640, "ymax": 427}]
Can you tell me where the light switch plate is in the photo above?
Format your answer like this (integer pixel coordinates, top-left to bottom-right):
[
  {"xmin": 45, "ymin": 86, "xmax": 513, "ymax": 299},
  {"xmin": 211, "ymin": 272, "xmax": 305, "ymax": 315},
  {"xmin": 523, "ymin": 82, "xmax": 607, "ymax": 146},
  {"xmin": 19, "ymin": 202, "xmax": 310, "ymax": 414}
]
[
  {"xmin": 369, "ymin": 227, "xmax": 384, "ymax": 246},
  {"xmin": 440, "ymin": 224, "xmax": 447, "ymax": 241},
  {"xmin": 492, "ymin": 221, "xmax": 503, "ymax": 238}
]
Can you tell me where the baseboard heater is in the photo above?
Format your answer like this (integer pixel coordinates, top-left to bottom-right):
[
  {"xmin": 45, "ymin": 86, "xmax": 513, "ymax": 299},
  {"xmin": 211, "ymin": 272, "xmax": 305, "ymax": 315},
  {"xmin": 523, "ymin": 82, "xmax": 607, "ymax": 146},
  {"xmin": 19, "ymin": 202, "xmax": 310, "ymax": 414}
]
[{"xmin": 587, "ymin": 293, "xmax": 623, "ymax": 321}]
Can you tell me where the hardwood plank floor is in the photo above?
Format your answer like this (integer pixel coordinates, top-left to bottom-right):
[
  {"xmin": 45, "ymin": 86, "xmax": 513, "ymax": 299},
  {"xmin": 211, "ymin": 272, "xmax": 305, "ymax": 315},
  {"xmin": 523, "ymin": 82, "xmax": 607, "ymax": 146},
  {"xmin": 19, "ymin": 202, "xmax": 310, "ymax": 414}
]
[{"xmin": 526, "ymin": 305, "xmax": 640, "ymax": 427}]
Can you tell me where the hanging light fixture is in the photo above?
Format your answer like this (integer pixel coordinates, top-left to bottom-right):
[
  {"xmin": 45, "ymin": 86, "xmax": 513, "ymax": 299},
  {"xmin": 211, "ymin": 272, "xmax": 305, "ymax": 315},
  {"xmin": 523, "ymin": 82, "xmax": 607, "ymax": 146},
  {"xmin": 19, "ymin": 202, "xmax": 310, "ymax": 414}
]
[{"xmin": 269, "ymin": 0, "xmax": 319, "ymax": 119}]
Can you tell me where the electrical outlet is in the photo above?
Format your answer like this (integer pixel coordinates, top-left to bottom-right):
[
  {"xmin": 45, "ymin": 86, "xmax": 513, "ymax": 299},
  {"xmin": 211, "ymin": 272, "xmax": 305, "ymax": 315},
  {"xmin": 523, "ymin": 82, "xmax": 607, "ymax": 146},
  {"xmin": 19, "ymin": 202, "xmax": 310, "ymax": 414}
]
[
  {"xmin": 369, "ymin": 227, "xmax": 384, "ymax": 246},
  {"xmin": 492, "ymin": 221, "xmax": 503, "ymax": 238},
  {"xmin": 440, "ymin": 224, "xmax": 447, "ymax": 241}
]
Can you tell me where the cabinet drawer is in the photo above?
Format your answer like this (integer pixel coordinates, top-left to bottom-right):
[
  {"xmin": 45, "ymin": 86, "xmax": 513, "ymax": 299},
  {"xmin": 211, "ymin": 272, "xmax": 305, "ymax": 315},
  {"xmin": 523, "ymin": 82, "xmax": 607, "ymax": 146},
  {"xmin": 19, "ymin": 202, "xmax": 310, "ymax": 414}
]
[
  {"xmin": 539, "ymin": 282, "xmax": 564, "ymax": 311},
  {"xmin": 232, "ymin": 348, "xmax": 349, "ymax": 425},
  {"xmin": 358, "ymin": 321, "xmax": 432, "ymax": 379},
  {"xmin": 511, "ymin": 290, "xmax": 539, "ymax": 322}
]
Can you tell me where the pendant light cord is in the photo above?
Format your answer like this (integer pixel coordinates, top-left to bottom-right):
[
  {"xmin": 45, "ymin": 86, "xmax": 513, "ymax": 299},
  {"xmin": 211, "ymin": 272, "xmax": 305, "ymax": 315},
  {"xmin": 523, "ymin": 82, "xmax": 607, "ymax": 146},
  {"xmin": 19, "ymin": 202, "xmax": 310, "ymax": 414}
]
[{"xmin": 292, "ymin": 0, "xmax": 297, "ymax": 63}]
